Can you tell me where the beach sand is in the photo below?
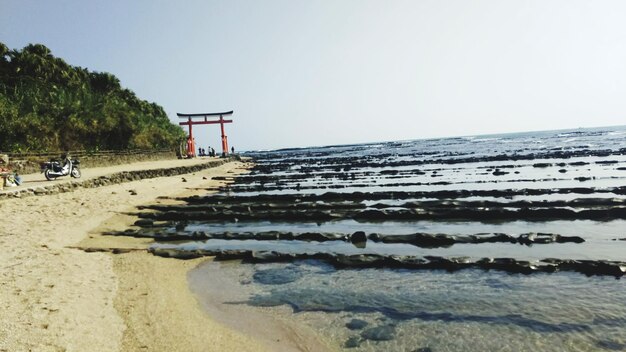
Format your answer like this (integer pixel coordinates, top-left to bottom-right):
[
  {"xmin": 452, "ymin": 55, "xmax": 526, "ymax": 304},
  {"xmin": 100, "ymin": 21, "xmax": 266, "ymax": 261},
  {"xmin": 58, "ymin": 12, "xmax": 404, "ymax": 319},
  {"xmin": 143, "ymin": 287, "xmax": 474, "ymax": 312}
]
[{"xmin": 0, "ymin": 160, "xmax": 330, "ymax": 351}]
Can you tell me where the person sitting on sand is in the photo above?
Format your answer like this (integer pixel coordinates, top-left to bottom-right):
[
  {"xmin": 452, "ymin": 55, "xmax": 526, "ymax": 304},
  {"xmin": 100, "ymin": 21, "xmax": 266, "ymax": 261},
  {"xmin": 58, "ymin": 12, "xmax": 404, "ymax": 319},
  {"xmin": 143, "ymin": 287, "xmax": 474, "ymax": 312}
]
[{"xmin": 4, "ymin": 172, "xmax": 21, "ymax": 187}]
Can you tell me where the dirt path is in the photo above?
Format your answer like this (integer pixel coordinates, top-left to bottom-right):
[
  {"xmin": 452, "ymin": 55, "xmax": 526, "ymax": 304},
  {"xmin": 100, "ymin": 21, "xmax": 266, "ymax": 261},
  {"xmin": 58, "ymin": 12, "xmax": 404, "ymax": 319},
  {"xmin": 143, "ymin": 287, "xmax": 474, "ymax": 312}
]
[{"xmin": 3, "ymin": 156, "xmax": 220, "ymax": 193}]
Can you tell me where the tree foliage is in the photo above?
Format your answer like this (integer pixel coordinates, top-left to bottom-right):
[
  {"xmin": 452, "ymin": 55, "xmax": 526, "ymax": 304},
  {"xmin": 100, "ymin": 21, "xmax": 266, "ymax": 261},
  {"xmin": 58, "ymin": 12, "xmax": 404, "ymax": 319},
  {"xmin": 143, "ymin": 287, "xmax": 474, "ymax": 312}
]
[{"xmin": 0, "ymin": 42, "xmax": 185, "ymax": 152}]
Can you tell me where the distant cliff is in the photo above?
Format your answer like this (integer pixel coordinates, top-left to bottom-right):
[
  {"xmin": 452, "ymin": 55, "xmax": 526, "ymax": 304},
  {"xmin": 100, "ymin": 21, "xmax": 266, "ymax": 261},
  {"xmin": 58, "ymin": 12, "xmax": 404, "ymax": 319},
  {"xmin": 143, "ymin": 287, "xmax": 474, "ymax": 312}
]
[{"xmin": 0, "ymin": 42, "xmax": 185, "ymax": 152}]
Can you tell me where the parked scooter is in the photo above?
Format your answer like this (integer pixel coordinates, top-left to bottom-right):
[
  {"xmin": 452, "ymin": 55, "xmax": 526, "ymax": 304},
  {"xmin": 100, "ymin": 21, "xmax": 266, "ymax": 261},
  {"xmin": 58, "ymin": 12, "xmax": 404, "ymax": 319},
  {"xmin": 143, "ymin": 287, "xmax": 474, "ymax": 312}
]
[{"xmin": 41, "ymin": 154, "xmax": 81, "ymax": 180}]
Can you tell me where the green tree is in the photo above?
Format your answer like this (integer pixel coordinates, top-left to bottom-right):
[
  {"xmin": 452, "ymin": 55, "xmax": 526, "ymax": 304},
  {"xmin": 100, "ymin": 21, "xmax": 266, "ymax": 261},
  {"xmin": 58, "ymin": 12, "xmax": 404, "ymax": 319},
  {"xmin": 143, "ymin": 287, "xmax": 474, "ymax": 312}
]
[{"xmin": 0, "ymin": 42, "xmax": 185, "ymax": 152}]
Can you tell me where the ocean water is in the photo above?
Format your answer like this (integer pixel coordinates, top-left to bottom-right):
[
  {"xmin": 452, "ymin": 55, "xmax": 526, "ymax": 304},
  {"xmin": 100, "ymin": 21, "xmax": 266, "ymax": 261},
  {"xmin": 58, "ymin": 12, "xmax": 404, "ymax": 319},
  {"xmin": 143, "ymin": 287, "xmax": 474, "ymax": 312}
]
[{"xmin": 154, "ymin": 126, "xmax": 626, "ymax": 351}]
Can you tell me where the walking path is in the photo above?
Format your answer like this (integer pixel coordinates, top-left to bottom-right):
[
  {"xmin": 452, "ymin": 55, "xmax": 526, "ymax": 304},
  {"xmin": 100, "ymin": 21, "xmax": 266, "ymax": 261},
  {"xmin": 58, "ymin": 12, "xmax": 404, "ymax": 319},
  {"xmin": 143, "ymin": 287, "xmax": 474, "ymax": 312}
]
[
  {"xmin": 0, "ymin": 157, "xmax": 228, "ymax": 200},
  {"xmin": 1, "ymin": 156, "xmax": 221, "ymax": 194}
]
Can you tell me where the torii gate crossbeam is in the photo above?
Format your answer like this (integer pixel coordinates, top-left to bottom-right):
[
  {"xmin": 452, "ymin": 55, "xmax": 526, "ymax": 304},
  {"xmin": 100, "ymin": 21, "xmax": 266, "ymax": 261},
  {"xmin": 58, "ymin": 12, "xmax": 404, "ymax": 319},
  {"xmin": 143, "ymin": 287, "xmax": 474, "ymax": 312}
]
[{"xmin": 177, "ymin": 111, "xmax": 233, "ymax": 157}]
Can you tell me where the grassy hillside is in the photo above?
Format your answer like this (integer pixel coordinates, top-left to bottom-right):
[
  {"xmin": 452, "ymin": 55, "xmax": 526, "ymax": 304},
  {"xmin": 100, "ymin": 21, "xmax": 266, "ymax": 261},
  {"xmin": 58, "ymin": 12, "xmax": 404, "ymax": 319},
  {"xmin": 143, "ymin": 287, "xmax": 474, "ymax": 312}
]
[{"xmin": 0, "ymin": 42, "xmax": 185, "ymax": 152}]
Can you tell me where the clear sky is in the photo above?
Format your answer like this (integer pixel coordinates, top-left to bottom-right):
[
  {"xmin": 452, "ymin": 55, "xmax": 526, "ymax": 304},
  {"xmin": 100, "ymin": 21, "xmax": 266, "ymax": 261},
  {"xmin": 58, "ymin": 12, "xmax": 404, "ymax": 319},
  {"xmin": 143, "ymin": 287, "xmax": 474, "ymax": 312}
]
[{"xmin": 1, "ymin": 0, "xmax": 625, "ymax": 151}]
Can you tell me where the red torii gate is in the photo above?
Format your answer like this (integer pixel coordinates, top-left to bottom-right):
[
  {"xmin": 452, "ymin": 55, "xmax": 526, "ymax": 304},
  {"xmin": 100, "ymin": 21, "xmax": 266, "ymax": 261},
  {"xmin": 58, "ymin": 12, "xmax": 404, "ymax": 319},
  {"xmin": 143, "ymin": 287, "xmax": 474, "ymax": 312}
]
[{"xmin": 177, "ymin": 111, "xmax": 233, "ymax": 158}]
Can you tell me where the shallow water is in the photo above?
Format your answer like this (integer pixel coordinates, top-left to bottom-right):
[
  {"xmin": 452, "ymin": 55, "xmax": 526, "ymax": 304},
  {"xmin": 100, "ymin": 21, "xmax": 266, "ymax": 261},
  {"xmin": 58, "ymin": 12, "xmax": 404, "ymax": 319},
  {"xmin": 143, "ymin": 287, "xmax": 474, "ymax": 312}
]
[{"xmin": 190, "ymin": 260, "xmax": 626, "ymax": 351}]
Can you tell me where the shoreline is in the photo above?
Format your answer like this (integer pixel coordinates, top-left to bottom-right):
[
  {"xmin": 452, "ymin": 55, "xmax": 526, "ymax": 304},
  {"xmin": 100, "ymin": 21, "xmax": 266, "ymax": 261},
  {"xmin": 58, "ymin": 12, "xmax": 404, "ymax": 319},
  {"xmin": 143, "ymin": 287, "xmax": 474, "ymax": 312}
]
[
  {"xmin": 188, "ymin": 260, "xmax": 335, "ymax": 352},
  {"xmin": 0, "ymin": 159, "xmax": 326, "ymax": 351}
]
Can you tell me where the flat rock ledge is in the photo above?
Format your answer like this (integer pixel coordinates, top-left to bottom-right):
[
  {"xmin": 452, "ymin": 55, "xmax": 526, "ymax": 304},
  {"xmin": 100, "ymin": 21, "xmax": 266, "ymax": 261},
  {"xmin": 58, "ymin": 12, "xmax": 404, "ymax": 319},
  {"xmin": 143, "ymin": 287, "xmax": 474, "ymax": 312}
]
[
  {"xmin": 0, "ymin": 158, "xmax": 234, "ymax": 201},
  {"xmin": 148, "ymin": 248, "xmax": 626, "ymax": 277},
  {"xmin": 105, "ymin": 229, "xmax": 585, "ymax": 247}
]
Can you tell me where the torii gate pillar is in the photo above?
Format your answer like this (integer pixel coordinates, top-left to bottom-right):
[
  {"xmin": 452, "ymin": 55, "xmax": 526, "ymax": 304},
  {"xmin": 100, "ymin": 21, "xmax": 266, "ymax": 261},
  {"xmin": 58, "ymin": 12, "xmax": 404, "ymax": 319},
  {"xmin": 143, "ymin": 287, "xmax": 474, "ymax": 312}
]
[
  {"xmin": 186, "ymin": 116, "xmax": 195, "ymax": 158},
  {"xmin": 219, "ymin": 115, "xmax": 229, "ymax": 156}
]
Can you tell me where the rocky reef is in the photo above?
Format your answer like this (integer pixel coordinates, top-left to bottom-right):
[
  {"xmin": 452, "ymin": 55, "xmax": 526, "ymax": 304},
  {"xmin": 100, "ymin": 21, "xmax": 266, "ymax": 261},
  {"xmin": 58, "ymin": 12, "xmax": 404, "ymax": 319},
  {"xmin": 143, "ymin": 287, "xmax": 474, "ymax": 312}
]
[{"xmin": 103, "ymin": 135, "xmax": 626, "ymax": 279}]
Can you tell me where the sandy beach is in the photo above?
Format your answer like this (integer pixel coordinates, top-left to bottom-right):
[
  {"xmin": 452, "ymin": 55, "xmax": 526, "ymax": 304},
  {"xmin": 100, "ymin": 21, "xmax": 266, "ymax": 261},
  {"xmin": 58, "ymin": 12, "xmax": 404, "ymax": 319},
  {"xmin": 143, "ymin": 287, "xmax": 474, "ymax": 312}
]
[{"xmin": 0, "ymin": 159, "xmax": 324, "ymax": 352}]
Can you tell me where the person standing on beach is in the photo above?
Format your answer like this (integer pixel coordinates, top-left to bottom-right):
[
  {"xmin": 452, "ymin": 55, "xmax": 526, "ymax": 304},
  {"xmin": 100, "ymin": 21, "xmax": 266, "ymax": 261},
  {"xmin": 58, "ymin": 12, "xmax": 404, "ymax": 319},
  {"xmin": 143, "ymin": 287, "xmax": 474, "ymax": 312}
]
[{"xmin": 231, "ymin": 146, "xmax": 235, "ymax": 154}]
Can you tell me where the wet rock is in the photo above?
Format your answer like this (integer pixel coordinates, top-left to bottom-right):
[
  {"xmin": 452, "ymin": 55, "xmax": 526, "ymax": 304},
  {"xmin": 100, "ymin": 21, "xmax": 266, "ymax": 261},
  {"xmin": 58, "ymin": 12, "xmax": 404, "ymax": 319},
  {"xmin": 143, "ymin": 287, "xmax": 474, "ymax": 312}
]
[
  {"xmin": 295, "ymin": 232, "xmax": 336, "ymax": 242},
  {"xmin": 360, "ymin": 325, "xmax": 396, "ymax": 341},
  {"xmin": 518, "ymin": 233, "xmax": 539, "ymax": 245},
  {"xmin": 596, "ymin": 160, "xmax": 618, "ymax": 165},
  {"xmin": 344, "ymin": 336, "xmax": 361, "ymax": 348},
  {"xmin": 595, "ymin": 339, "xmax": 626, "ymax": 350},
  {"xmin": 133, "ymin": 219, "xmax": 154, "ymax": 227},
  {"xmin": 253, "ymin": 267, "xmax": 303, "ymax": 285},
  {"xmin": 368, "ymin": 233, "xmax": 383, "ymax": 242},
  {"xmin": 415, "ymin": 233, "xmax": 456, "ymax": 247},
  {"xmin": 256, "ymin": 231, "xmax": 282, "ymax": 240},
  {"xmin": 555, "ymin": 234, "xmax": 585, "ymax": 243},
  {"xmin": 145, "ymin": 241, "xmax": 625, "ymax": 277},
  {"xmin": 485, "ymin": 233, "xmax": 516, "ymax": 243},
  {"xmin": 424, "ymin": 256, "xmax": 467, "ymax": 271},
  {"xmin": 346, "ymin": 318, "xmax": 369, "ymax": 330},
  {"xmin": 450, "ymin": 256, "xmax": 471, "ymax": 264},
  {"xmin": 277, "ymin": 232, "xmax": 295, "ymax": 240},
  {"xmin": 334, "ymin": 254, "xmax": 387, "ymax": 267},
  {"xmin": 353, "ymin": 209, "xmax": 387, "ymax": 221},
  {"xmin": 183, "ymin": 186, "xmax": 626, "ymax": 205},
  {"xmin": 151, "ymin": 231, "xmax": 209, "ymax": 241},
  {"xmin": 350, "ymin": 231, "xmax": 367, "ymax": 246},
  {"xmin": 383, "ymin": 233, "xmax": 456, "ymax": 247},
  {"xmin": 391, "ymin": 256, "xmax": 428, "ymax": 267},
  {"xmin": 491, "ymin": 258, "xmax": 535, "ymax": 274},
  {"xmin": 148, "ymin": 247, "xmax": 204, "ymax": 260},
  {"xmin": 216, "ymin": 249, "xmax": 253, "ymax": 260},
  {"xmin": 574, "ymin": 260, "xmax": 626, "ymax": 276}
]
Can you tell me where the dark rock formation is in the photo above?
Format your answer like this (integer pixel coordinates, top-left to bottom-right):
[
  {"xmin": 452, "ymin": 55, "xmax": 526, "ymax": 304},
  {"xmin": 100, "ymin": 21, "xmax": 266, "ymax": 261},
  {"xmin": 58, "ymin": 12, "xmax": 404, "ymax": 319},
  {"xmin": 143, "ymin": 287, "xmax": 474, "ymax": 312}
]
[
  {"xmin": 344, "ymin": 336, "xmax": 361, "ymax": 348},
  {"xmin": 346, "ymin": 319, "xmax": 369, "ymax": 330},
  {"xmin": 147, "ymin": 247, "xmax": 626, "ymax": 277},
  {"xmin": 253, "ymin": 267, "xmax": 303, "ymax": 285},
  {"xmin": 360, "ymin": 325, "xmax": 396, "ymax": 341},
  {"xmin": 133, "ymin": 219, "xmax": 154, "ymax": 227},
  {"xmin": 350, "ymin": 231, "xmax": 367, "ymax": 244},
  {"xmin": 108, "ymin": 227, "xmax": 586, "ymax": 248}
]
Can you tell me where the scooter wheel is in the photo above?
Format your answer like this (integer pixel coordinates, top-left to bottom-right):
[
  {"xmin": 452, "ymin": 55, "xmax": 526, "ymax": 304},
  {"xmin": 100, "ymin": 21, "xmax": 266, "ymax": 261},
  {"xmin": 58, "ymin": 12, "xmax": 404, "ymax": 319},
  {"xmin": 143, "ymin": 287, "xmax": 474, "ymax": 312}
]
[
  {"xmin": 44, "ymin": 169, "xmax": 55, "ymax": 181},
  {"xmin": 71, "ymin": 167, "xmax": 81, "ymax": 178}
]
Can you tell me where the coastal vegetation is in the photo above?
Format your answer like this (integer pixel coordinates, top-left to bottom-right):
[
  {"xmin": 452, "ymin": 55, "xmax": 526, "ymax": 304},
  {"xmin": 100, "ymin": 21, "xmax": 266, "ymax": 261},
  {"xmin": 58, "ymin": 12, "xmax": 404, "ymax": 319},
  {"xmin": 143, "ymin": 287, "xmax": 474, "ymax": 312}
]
[{"xmin": 0, "ymin": 42, "xmax": 185, "ymax": 152}]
